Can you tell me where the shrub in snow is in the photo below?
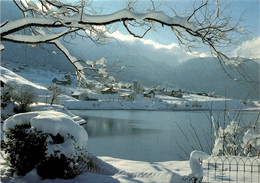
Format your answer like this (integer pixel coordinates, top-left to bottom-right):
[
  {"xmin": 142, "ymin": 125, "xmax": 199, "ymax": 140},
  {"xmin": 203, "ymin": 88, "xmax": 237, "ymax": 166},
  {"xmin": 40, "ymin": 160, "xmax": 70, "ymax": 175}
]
[
  {"xmin": 3, "ymin": 111, "xmax": 89, "ymax": 179},
  {"xmin": 12, "ymin": 85, "xmax": 36, "ymax": 112},
  {"xmin": 1, "ymin": 82, "xmax": 36, "ymax": 112},
  {"xmin": 242, "ymin": 127, "xmax": 260, "ymax": 157},
  {"xmin": 212, "ymin": 120, "xmax": 242, "ymax": 156},
  {"xmin": 1, "ymin": 82, "xmax": 15, "ymax": 103},
  {"xmin": 3, "ymin": 124, "xmax": 47, "ymax": 176},
  {"xmin": 1, "ymin": 83, "xmax": 17, "ymax": 121},
  {"xmin": 212, "ymin": 120, "xmax": 260, "ymax": 157}
]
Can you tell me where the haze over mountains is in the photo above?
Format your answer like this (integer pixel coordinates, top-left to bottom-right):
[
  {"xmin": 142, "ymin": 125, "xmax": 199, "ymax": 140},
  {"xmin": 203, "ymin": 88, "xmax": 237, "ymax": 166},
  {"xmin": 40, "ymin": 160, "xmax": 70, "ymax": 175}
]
[{"xmin": 1, "ymin": 1, "xmax": 259, "ymax": 100}]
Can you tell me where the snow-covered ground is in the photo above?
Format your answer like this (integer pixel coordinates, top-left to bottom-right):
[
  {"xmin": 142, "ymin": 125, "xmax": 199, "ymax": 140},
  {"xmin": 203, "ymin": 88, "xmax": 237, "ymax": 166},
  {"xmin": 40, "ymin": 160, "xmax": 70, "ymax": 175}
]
[
  {"xmin": 0, "ymin": 150, "xmax": 197, "ymax": 183},
  {"xmin": 64, "ymin": 93, "xmax": 258, "ymax": 111},
  {"xmin": 1, "ymin": 151, "xmax": 258, "ymax": 183}
]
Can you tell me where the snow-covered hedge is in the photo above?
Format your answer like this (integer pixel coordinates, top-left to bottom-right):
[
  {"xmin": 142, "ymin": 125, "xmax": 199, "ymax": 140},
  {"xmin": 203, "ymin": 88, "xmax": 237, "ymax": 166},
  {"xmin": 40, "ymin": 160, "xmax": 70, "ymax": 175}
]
[{"xmin": 3, "ymin": 111, "xmax": 88, "ymax": 179}]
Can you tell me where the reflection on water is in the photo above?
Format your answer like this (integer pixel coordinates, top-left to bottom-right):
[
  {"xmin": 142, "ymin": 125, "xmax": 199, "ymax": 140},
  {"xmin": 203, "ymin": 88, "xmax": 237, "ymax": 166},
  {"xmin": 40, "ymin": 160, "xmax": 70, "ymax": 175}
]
[
  {"xmin": 71, "ymin": 110, "xmax": 259, "ymax": 162},
  {"xmin": 82, "ymin": 117, "xmax": 162, "ymax": 138}
]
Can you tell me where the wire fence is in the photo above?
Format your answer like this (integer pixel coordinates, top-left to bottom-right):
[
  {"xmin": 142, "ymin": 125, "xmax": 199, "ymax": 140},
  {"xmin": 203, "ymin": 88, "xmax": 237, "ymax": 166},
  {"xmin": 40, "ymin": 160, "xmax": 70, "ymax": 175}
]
[{"xmin": 202, "ymin": 156, "xmax": 260, "ymax": 183}]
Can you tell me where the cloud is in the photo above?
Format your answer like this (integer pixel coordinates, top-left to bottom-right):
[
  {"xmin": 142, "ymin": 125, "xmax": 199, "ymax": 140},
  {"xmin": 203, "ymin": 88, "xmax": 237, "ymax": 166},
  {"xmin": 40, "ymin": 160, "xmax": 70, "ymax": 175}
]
[
  {"xmin": 72, "ymin": 30, "xmax": 208, "ymax": 67},
  {"xmin": 108, "ymin": 31, "xmax": 198, "ymax": 64},
  {"xmin": 110, "ymin": 31, "xmax": 180, "ymax": 50},
  {"xmin": 234, "ymin": 36, "xmax": 260, "ymax": 59}
]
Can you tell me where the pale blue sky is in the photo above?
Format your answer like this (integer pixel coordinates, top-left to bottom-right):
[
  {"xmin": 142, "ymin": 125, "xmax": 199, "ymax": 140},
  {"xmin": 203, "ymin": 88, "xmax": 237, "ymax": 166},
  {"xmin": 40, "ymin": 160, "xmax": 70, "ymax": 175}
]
[{"xmin": 91, "ymin": 0, "xmax": 259, "ymax": 45}]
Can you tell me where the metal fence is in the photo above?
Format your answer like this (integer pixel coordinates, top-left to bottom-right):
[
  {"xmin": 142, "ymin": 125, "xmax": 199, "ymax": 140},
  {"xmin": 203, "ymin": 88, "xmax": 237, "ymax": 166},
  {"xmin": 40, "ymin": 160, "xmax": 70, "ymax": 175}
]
[{"xmin": 202, "ymin": 156, "xmax": 260, "ymax": 183}]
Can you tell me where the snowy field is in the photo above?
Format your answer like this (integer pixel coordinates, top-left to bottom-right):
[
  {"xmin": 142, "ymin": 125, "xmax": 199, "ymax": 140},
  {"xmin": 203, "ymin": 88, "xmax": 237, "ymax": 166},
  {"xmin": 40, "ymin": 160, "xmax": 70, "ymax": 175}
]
[{"xmin": 1, "ymin": 152, "xmax": 259, "ymax": 183}]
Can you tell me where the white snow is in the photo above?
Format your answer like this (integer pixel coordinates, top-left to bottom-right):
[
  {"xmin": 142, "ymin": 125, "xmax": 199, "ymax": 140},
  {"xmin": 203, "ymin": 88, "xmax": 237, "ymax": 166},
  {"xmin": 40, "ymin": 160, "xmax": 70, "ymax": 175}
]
[
  {"xmin": 1, "ymin": 66, "xmax": 259, "ymax": 112},
  {"xmin": 64, "ymin": 94, "xmax": 252, "ymax": 111},
  {"xmin": 1, "ymin": 151, "xmax": 258, "ymax": 183},
  {"xmin": 0, "ymin": 66, "xmax": 47, "ymax": 91},
  {"xmin": 225, "ymin": 120, "xmax": 239, "ymax": 134},
  {"xmin": 188, "ymin": 151, "xmax": 210, "ymax": 179},
  {"xmin": 79, "ymin": 9, "xmax": 198, "ymax": 31},
  {"xmin": 0, "ymin": 16, "xmax": 58, "ymax": 35},
  {"xmin": 3, "ymin": 30, "xmax": 73, "ymax": 43},
  {"xmin": 0, "ymin": 44, "xmax": 5, "ymax": 51},
  {"xmin": 212, "ymin": 136, "xmax": 223, "ymax": 156},
  {"xmin": 45, "ymin": 138, "xmax": 77, "ymax": 159},
  {"xmin": 242, "ymin": 128, "xmax": 260, "ymax": 151},
  {"xmin": 0, "ymin": 66, "xmax": 259, "ymax": 182},
  {"xmin": 3, "ymin": 111, "xmax": 88, "ymax": 151},
  {"xmin": 0, "ymin": 150, "xmax": 211, "ymax": 183},
  {"xmin": 0, "ymin": 66, "xmax": 86, "ymax": 125}
]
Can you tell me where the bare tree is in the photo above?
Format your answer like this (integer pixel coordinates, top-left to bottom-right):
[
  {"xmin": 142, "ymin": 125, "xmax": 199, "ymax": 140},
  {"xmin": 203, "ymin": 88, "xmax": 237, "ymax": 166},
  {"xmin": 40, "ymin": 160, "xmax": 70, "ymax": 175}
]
[
  {"xmin": 47, "ymin": 84, "xmax": 63, "ymax": 105},
  {"xmin": 0, "ymin": 0, "xmax": 247, "ymax": 86}
]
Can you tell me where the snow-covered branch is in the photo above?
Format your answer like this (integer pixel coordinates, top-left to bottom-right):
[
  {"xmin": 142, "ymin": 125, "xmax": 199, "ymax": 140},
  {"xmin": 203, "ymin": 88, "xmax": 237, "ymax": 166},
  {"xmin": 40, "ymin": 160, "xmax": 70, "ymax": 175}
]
[
  {"xmin": 0, "ymin": 0, "xmax": 246, "ymax": 86},
  {"xmin": 50, "ymin": 40, "xmax": 87, "ymax": 87},
  {"xmin": 0, "ymin": 17, "xmax": 61, "ymax": 36},
  {"xmin": 0, "ymin": 9, "xmax": 197, "ymax": 37},
  {"xmin": 2, "ymin": 29, "xmax": 77, "ymax": 43},
  {"xmin": 0, "ymin": 44, "xmax": 5, "ymax": 51}
]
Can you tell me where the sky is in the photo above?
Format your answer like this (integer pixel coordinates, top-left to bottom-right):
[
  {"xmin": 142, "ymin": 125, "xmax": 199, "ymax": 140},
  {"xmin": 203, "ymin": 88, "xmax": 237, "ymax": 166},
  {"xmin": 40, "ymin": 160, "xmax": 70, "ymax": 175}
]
[
  {"xmin": 1, "ymin": 0, "xmax": 259, "ymax": 62},
  {"xmin": 90, "ymin": 0, "xmax": 260, "ymax": 60}
]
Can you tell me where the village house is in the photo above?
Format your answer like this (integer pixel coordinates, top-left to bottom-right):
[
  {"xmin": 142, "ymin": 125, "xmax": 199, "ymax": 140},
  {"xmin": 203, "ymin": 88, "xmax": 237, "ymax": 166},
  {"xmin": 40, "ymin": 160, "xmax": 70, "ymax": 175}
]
[
  {"xmin": 52, "ymin": 77, "xmax": 71, "ymax": 86},
  {"xmin": 72, "ymin": 92, "xmax": 98, "ymax": 101},
  {"xmin": 100, "ymin": 87, "xmax": 118, "ymax": 94},
  {"xmin": 143, "ymin": 89, "xmax": 155, "ymax": 99},
  {"xmin": 119, "ymin": 93, "xmax": 135, "ymax": 101}
]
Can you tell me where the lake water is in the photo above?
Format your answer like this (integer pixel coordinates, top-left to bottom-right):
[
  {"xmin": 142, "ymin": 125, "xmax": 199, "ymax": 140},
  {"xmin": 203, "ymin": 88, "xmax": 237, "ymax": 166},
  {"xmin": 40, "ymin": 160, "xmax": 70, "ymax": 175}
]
[{"xmin": 71, "ymin": 110, "xmax": 259, "ymax": 162}]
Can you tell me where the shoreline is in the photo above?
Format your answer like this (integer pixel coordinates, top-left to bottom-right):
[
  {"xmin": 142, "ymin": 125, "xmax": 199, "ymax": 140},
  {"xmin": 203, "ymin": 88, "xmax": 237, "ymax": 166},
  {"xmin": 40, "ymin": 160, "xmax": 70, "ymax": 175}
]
[{"xmin": 68, "ymin": 108, "xmax": 260, "ymax": 112}]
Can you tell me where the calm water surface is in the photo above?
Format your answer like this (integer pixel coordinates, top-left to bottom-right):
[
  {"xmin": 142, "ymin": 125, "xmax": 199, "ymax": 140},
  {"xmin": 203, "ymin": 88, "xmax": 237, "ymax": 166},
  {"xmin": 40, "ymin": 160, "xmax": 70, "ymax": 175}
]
[{"xmin": 70, "ymin": 110, "xmax": 259, "ymax": 162}]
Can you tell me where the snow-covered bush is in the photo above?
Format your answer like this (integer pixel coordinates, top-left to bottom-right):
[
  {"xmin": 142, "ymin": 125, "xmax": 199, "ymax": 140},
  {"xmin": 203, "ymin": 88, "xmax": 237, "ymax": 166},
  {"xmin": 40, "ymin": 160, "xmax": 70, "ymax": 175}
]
[
  {"xmin": 3, "ymin": 124, "xmax": 47, "ymax": 176},
  {"xmin": 212, "ymin": 120, "xmax": 242, "ymax": 156},
  {"xmin": 3, "ymin": 111, "xmax": 89, "ymax": 179},
  {"xmin": 242, "ymin": 127, "xmax": 260, "ymax": 156},
  {"xmin": 212, "ymin": 120, "xmax": 260, "ymax": 157}
]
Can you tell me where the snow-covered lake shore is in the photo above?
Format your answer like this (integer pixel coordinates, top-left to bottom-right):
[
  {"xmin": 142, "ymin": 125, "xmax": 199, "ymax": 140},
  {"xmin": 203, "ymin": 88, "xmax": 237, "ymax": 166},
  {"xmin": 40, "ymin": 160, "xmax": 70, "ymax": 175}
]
[{"xmin": 64, "ymin": 97, "xmax": 260, "ymax": 111}]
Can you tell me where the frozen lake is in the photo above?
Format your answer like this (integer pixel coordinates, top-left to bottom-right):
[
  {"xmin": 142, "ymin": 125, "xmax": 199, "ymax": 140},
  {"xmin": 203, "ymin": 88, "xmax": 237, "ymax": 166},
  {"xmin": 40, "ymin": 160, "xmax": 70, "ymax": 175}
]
[{"xmin": 71, "ymin": 110, "xmax": 259, "ymax": 162}]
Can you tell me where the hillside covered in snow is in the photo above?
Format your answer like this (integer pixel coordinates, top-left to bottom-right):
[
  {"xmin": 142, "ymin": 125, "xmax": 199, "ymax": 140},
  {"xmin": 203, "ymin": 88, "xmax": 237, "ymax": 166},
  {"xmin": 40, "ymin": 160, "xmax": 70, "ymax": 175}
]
[{"xmin": 0, "ymin": 66, "xmax": 259, "ymax": 112}]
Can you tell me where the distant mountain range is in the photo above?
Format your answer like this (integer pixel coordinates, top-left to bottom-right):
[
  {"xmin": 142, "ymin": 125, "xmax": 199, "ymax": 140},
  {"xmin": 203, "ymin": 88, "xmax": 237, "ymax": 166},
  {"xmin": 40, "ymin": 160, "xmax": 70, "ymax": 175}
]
[{"xmin": 1, "ymin": 1, "xmax": 259, "ymax": 100}]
